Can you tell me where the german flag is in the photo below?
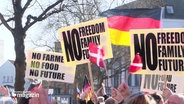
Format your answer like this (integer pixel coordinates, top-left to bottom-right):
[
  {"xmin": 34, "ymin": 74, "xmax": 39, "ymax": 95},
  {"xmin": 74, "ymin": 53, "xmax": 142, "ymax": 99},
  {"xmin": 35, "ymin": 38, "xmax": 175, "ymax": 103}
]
[
  {"xmin": 99, "ymin": 8, "xmax": 161, "ymax": 46},
  {"xmin": 82, "ymin": 75, "xmax": 92, "ymax": 102}
]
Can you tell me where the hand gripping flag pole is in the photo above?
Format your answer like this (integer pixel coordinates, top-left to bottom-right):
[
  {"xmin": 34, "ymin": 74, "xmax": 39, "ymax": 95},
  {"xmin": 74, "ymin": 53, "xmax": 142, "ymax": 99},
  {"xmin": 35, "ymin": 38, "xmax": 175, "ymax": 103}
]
[{"xmin": 87, "ymin": 62, "xmax": 95, "ymax": 93}]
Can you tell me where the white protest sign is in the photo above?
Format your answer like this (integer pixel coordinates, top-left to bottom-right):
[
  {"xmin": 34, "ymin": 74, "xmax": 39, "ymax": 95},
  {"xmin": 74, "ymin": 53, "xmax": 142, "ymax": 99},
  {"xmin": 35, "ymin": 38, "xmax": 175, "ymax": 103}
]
[
  {"xmin": 58, "ymin": 17, "xmax": 113, "ymax": 65},
  {"xmin": 25, "ymin": 50, "xmax": 76, "ymax": 83},
  {"xmin": 141, "ymin": 74, "xmax": 184, "ymax": 94},
  {"xmin": 130, "ymin": 28, "xmax": 184, "ymax": 75}
]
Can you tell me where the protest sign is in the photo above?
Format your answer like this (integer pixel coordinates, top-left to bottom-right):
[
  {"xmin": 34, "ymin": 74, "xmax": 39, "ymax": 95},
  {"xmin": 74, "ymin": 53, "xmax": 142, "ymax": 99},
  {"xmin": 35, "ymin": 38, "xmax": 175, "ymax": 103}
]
[
  {"xmin": 130, "ymin": 28, "xmax": 184, "ymax": 75},
  {"xmin": 58, "ymin": 18, "xmax": 113, "ymax": 65},
  {"xmin": 25, "ymin": 50, "xmax": 76, "ymax": 83},
  {"xmin": 141, "ymin": 74, "xmax": 184, "ymax": 94}
]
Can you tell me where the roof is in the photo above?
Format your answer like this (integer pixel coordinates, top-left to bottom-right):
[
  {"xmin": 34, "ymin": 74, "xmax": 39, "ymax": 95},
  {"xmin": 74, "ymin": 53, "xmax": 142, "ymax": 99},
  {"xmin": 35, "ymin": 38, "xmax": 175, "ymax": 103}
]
[
  {"xmin": 116, "ymin": 0, "xmax": 163, "ymax": 9},
  {"xmin": 115, "ymin": 0, "xmax": 184, "ymax": 19},
  {"xmin": 8, "ymin": 60, "xmax": 14, "ymax": 64},
  {"xmin": 164, "ymin": 0, "xmax": 184, "ymax": 19},
  {"xmin": 0, "ymin": 60, "xmax": 14, "ymax": 67}
]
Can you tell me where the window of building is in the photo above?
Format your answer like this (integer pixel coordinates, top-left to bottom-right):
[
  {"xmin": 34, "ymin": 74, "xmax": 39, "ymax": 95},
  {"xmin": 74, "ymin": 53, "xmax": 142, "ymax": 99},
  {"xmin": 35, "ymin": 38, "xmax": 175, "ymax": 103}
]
[{"xmin": 166, "ymin": 5, "xmax": 174, "ymax": 14}]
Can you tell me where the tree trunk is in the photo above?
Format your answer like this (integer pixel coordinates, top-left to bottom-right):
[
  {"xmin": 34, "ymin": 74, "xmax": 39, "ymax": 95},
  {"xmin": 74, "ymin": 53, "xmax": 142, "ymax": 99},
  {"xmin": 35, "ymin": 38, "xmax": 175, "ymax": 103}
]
[
  {"xmin": 13, "ymin": 31, "xmax": 26, "ymax": 104},
  {"xmin": 12, "ymin": 0, "xmax": 25, "ymax": 91}
]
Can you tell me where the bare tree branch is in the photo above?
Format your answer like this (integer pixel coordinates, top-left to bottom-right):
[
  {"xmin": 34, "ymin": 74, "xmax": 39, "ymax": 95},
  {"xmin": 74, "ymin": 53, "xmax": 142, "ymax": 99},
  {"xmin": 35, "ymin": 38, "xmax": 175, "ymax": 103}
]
[
  {"xmin": 22, "ymin": 0, "xmax": 33, "ymax": 14},
  {"xmin": 0, "ymin": 17, "xmax": 14, "ymax": 25},
  {"xmin": 24, "ymin": 0, "xmax": 64, "ymax": 31},
  {"xmin": 41, "ymin": 6, "xmax": 64, "ymax": 20},
  {"xmin": 25, "ymin": 15, "xmax": 37, "ymax": 26},
  {"xmin": 36, "ymin": 0, "xmax": 45, "ymax": 12},
  {"xmin": 31, "ymin": 39, "xmax": 55, "ymax": 52},
  {"xmin": 12, "ymin": 0, "xmax": 16, "ymax": 11},
  {"xmin": 93, "ymin": 0, "xmax": 100, "ymax": 13},
  {"xmin": 64, "ymin": 5, "xmax": 82, "ymax": 20},
  {"xmin": 0, "ymin": 13, "xmax": 14, "ymax": 33}
]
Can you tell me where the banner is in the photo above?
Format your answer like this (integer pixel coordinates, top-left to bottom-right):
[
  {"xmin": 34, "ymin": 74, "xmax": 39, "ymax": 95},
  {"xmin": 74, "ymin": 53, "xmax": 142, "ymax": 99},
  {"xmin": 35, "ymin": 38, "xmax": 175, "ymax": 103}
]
[
  {"xmin": 58, "ymin": 18, "xmax": 113, "ymax": 65},
  {"xmin": 25, "ymin": 51, "xmax": 76, "ymax": 83},
  {"xmin": 141, "ymin": 74, "xmax": 184, "ymax": 94},
  {"xmin": 130, "ymin": 28, "xmax": 184, "ymax": 75}
]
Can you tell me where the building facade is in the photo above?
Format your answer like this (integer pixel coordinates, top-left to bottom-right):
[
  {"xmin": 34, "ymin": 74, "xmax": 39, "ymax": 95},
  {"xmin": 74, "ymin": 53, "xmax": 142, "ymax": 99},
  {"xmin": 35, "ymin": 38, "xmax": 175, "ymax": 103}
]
[{"xmin": 0, "ymin": 60, "xmax": 15, "ymax": 87}]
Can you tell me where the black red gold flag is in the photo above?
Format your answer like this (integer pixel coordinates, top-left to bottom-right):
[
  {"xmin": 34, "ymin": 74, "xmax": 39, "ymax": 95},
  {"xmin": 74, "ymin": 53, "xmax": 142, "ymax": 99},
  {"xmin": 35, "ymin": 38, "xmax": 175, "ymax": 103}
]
[
  {"xmin": 82, "ymin": 75, "xmax": 92, "ymax": 102},
  {"xmin": 99, "ymin": 8, "xmax": 161, "ymax": 46}
]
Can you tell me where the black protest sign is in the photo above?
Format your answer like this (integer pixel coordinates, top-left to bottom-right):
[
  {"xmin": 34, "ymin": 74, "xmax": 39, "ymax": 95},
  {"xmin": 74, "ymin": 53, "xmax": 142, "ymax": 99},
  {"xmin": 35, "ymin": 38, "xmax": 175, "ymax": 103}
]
[
  {"xmin": 130, "ymin": 28, "xmax": 184, "ymax": 75},
  {"xmin": 141, "ymin": 74, "xmax": 184, "ymax": 94},
  {"xmin": 25, "ymin": 51, "xmax": 76, "ymax": 83},
  {"xmin": 58, "ymin": 18, "xmax": 113, "ymax": 65}
]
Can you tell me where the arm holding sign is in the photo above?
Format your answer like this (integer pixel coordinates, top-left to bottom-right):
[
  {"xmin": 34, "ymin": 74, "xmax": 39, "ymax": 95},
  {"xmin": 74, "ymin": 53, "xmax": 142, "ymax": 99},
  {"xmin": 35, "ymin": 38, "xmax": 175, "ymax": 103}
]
[
  {"xmin": 29, "ymin": 88, "xmax": 56, "ymax": 104},
  {"xmin": 165, "ymin": 94, "xmax": 184, "ymax": 104},
  {"xmin": 162, "ymin": 87, "xmax": 173, "ymax": 100},
  {"xmin": 0, "ymin": 86, "xmax": 10, "ymax": 96},
  {"xmin": 111, "ymin": 87, "xmax": 124, "ymax": 104},
  {"xmin": 117, "ymin": 82, "xmax": 131, "ymax": 100},
  {"xmin": 97, "ymin": 83, "xmax": 109, "ymax": 100}
]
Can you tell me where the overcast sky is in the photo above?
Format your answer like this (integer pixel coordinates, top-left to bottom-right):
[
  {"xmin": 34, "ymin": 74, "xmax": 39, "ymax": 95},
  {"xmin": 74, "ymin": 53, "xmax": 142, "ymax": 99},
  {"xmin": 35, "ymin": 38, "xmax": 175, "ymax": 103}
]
[{"xmin": 0, "ymin": 0, "xmax": 136, "ymax": 64}]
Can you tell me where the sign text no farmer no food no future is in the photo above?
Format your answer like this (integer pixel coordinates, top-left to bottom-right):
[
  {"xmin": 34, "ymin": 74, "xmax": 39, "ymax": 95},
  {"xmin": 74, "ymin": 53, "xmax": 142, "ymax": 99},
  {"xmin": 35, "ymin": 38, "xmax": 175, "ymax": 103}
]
[{"xmin": 25, "ymin": 51, "xmax": 76, "ymax": 83}]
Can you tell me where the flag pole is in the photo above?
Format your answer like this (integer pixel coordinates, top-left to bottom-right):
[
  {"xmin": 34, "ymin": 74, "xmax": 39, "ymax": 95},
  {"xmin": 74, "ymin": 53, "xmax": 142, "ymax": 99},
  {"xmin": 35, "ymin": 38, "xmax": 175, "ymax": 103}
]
[
  {"xmin": 164, "ymin": 74, "xmax": 167, "ymax": 89},
  {"xmin": 104, "ymin": 66, "xmax": 109, "ymax": 78},
  {"xmin": 88, "ymin": 62, "xmax": 95, "ymax": 92}
]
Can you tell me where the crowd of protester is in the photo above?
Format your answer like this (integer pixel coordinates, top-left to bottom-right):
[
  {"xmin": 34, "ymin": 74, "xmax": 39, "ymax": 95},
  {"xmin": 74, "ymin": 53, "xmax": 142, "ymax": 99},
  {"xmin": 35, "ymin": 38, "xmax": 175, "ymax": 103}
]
[
  {"xmin": 78, "ymin": 82, "xmax": 184, "ymax": 104},
  {"xmin": 0, "ymin": 82, "xmax": 184, "ymax": 104}
]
